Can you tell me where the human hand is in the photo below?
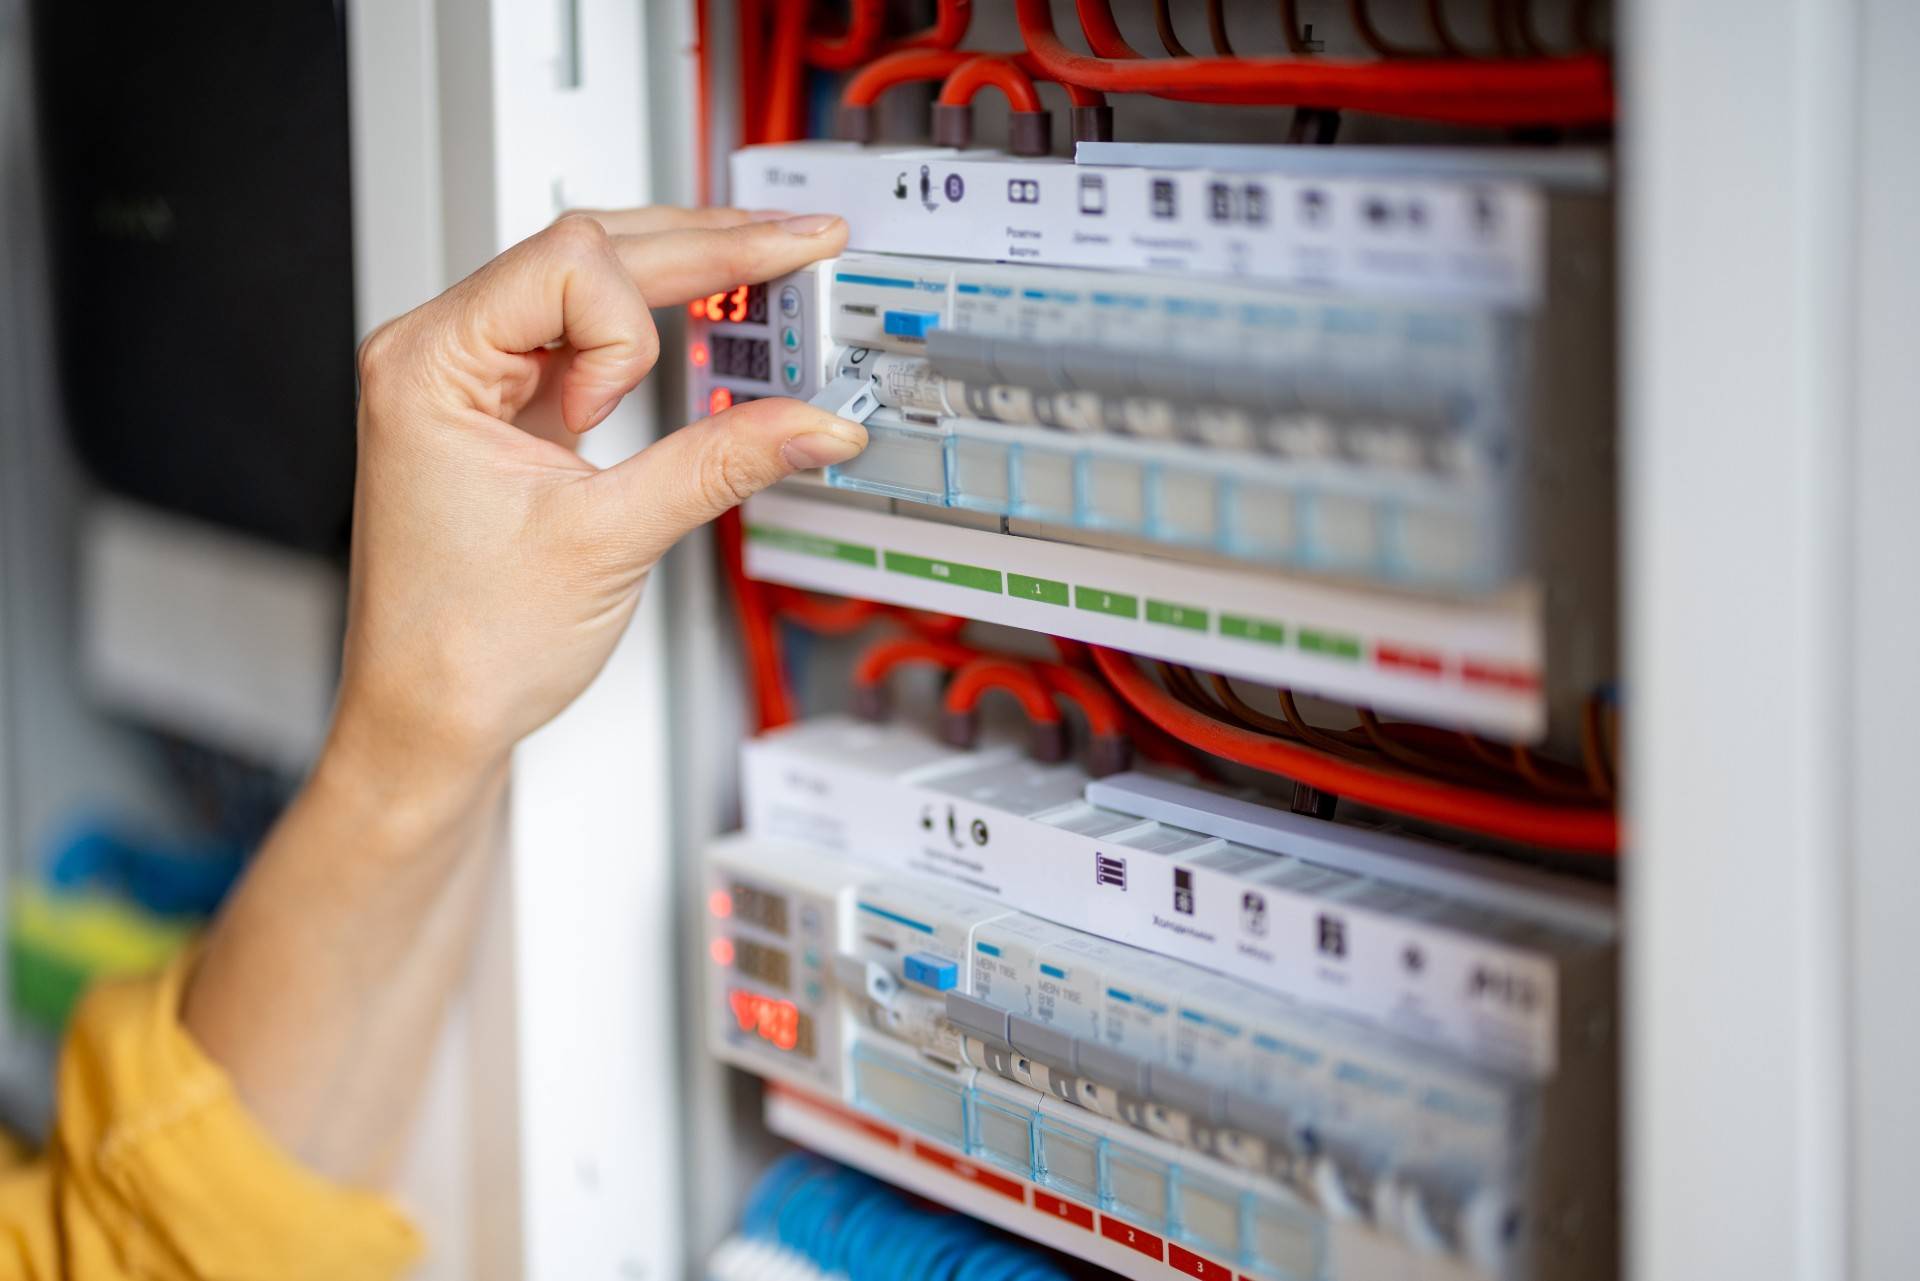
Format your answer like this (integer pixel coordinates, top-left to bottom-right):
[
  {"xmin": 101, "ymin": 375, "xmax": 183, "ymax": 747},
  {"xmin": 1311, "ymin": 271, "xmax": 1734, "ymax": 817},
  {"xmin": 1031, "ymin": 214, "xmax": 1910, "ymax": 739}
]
[{"xmin": 333, "ymin": 207, "xmax": 860, "ymax": 778}]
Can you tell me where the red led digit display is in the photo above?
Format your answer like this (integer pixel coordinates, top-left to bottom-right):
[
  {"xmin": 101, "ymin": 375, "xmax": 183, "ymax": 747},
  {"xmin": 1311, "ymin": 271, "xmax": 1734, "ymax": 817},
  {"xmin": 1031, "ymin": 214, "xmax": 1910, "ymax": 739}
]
[
  {"xmin": 727, "ymin": 988, "xmax": 814, "ymax": 1055},
  {"xmin": 688, "ymin": 284, "xmax": 767, "ymax": 325}
]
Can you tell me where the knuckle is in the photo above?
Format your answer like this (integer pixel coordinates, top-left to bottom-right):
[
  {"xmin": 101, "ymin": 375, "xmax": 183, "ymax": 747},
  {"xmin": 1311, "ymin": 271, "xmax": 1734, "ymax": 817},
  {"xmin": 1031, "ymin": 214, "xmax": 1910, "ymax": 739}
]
[
  {"xmin": 629, "ymin": 310, "xmax": 662, "ymax": 367},
  {"xmin": 354, "ymin": 318, "xmax": 404, "ymax": 387},
  {"xmin": 698, "ymin": 434, "xmax": 761, "ymax": 510},
  {"xmin": 545, "ymin": 212, "xmax": 612, "ymax": 258}
]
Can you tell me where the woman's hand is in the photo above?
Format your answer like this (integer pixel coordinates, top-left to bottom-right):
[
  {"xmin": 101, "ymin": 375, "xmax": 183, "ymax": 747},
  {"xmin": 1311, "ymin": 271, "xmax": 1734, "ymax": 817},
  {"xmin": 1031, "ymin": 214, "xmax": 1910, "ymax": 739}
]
[
  {"xmin": 183, "ymin": 206, "xmax": 860, "ymax": 1186},
  {"xmin": 336, "ymin": 206, "xmax": 862, "ymax": 779}
]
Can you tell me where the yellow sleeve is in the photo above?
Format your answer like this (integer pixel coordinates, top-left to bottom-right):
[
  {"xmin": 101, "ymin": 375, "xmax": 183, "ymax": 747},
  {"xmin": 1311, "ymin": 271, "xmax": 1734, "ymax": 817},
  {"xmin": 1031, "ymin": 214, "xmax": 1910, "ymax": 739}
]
[{"xmin": 0, "ymin": 955, "xmax": 421, "ymax": 1280}]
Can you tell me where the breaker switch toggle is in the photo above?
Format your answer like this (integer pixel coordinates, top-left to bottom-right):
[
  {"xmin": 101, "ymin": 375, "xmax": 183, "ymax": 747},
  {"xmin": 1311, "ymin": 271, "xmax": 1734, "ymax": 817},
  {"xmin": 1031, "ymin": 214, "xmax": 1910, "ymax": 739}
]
[
  {"xmin": 903, "ymin": 952, "xmax": 959, "ymax": 991},
  {"xmin": 882, "ymin": 309, "xmax": 941, "ymax": 340}
]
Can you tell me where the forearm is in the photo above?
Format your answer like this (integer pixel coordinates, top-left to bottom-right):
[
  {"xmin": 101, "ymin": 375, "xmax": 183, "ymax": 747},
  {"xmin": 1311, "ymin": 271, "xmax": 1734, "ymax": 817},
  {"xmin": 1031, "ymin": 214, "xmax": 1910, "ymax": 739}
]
[{"xmin": 182, "ymin": 718, "xmax": 508, "ymax": 1187}]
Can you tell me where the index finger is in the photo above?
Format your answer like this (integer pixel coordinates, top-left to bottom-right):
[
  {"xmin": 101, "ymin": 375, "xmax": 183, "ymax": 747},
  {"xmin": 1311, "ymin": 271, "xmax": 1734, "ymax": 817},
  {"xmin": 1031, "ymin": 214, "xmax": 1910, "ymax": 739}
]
[
  {"xmin": 565, "ymin": 205, "xmax": 790, "ymax": 236},
  {"xmin": 612, "ymin": 214, "xmax": 850, "ymax": 308},
  {"xmin": 455, "ymin": 214, "xmax": 658, "ymax": 433}
]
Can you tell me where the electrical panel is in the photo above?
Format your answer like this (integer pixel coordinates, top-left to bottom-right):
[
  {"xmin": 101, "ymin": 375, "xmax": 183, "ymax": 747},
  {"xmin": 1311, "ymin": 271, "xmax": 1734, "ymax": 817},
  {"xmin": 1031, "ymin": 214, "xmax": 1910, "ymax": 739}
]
[
  {"xmin": 702, "ymin": 715, "xmax": 1616, "ymax": 1281},
  {"xmin": 686, "ymin": 10, "xmax": 1622, "ymax": 1281}
]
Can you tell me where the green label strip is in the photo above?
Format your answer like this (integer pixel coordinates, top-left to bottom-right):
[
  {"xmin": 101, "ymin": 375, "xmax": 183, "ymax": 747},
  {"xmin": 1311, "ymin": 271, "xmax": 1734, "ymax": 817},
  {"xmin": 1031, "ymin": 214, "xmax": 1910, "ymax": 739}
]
[
  {"xmin": 1146, "ymin": 599, "xmax": 1208, "ymax": 632},
  {"xmin": 1074, "ymin": 586, "xmax": 1139, "ymax": 619},
  {"xmin": 1298, "ymin": 627, "xmax": 1363, "ymax": 661},
  {"xmin": 753, "ymin": 524, "xmax": 1447, "ymax": 683},
  {"xmin": 1008, "ymin": 573, "xmax": 1070, "ymax": 606},
  {"xmin": 1220, "ymin": 614, "xmax": 1287, "ymax": 647},
  {"xmin": 883, "ymin": 551, "xmax": 1003, "ymax": 594},
  {"xmin": 746, "ymin": 524, "xmax": 877, "ymax": 567}
]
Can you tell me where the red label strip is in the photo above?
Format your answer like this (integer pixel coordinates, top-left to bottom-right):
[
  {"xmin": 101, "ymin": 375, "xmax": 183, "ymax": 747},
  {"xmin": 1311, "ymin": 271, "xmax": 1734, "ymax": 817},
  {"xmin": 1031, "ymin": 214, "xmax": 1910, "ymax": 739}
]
[
  {"xmin": 1098, "ymin": 1214, "xmax": 1166, "ymax": 1260},
  {"xmin": 1032, "ymin": 1189, "xmax": 1095, "ymax": 1231},
  {"xmin": 1168, "ymin": 1244, "xmax": 1233, "ymax": 1278},
  {"xmin": 909, "ymin": 1140, "xmax": 1025, "ymax": 1203},
  {"xmin": 1375, "ymin": 643, "xmax": 1445, "ymax": 677},
  {"xmin": 1462, "ymin": 658, "xmax": 1542, "ymax": 691},
  {"xmin": 768, "ymin": 1082, "xmax": 901, "ymax": 1148}
]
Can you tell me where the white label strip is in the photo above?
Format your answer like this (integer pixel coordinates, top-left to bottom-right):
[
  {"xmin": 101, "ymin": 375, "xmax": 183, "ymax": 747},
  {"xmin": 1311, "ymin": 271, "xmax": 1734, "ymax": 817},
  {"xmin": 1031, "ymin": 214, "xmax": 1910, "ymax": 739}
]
[
  {"xmin": 744, "ymin": 733, "xmax": 1563, "ymax": 1076},
  {"xmin": 742, "ymin": 488, "xmax": 1546, "ymax": 740},
  {"xmin": 732, "ymin": 143, "xmax": 1545, "ymax": 306}
]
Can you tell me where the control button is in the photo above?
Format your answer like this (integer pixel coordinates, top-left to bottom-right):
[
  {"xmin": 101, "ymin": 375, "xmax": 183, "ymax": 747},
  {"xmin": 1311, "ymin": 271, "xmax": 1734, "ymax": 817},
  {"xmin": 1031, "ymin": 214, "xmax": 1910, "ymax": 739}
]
[
  {"xmin": 782, "ymin": 361, "xmax": 802, "ymax": 387},
  {"xmin": 903, "ymin": 951, "xmax": 959, "ymax": 991},
  {"xmin": 925, "ymin": 329, "xmax": 994, "ymax": 382},
  {"xmin": 882, "ymin": 309, "xmax": 941, "ymax": 340},
  {"xmin": 945, "ymin": 991, "xmax": 1013, "ymax": 1045},
  {"xmin": 780, "ymin": 285, "xmax": 801, "ymax": 316},
  {"xmin": 1007, "ymin": 1013, "xmax": 1077, "ymax": 1069},
  {"xmin": 781, "ymin": 326, "xmax": 800, "ymax": 351},
  {"xmin": 987, "ymin": 339, "xmax": 1053, "ymax": 389},
  {"xmin": 1074, "ymin": 1038, "xmax": 1149, "ymax": 1094},
  {"xmin": 1146, "ymin": 1064, "xmax": 1226, "ymax": 1121}
]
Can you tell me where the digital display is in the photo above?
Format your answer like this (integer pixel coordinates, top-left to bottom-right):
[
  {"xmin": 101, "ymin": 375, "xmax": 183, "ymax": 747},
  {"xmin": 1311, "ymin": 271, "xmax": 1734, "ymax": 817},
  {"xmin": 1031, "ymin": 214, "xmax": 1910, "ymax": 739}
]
[
  {"xmin": 730, "ymin": 882, "xmax": 789, "ymax": 936},
  {"xmin": 712, "ymin": 334, "xmax": 771, "ymax": 381},
  {"xmin": 689, "ymin": 283, "xmax": 767, "ymax": 325},
  {"xmin": 728, "ymin": 988, "xmax": 815, "ymax": 1056},
  {"xmin": 734, "ymin": 938, "xmax": 791, "ymax": 991}
]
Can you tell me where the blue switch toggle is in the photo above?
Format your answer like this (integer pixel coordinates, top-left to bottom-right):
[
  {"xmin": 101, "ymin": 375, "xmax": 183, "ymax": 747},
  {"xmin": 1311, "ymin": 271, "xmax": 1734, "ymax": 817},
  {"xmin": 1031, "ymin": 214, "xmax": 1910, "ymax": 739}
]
[
  {"xmin": 883, "ymin": 309, "xmax": 941, "ymax": 340},
  {"xmin": 903, "ymin": 952, "xmax": 959, "ymax": 991}
]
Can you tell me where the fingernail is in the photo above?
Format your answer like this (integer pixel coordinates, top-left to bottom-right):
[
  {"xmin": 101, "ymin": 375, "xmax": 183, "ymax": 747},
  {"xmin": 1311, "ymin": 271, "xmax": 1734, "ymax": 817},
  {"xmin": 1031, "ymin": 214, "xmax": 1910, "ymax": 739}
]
[
  {"xmin": 582, "ymin": 396, "xmax": 619, "ymax": 430},
  {"xmin": 778, "ymin": 213, "xmax": 843, "ymax": 236},
  {"xmin": 781, "ymin": 428, "xmax": 865, "ymax": 471},
  {"xmin": 748, "ymin": 208, "xmax": 797, "ymax": 222}
]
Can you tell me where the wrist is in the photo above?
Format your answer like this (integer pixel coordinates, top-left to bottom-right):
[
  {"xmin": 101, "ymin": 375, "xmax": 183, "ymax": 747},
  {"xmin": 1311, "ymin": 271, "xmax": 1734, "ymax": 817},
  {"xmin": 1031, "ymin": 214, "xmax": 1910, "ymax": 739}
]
[{"xmin": 314, "ymin": 697, "xmax": 508, "ymax": 847}]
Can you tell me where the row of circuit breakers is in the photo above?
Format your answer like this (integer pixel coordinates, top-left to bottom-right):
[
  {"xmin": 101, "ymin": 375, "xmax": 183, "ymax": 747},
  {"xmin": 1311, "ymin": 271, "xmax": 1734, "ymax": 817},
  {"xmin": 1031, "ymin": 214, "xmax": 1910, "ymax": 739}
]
[
  {"xmin": 692, "ymin": 142, "xmax": 1611, "ymax": 599},
  {"xmin": 704, "ymin": 717, "xmax": 1619, "ymax": 1281}
]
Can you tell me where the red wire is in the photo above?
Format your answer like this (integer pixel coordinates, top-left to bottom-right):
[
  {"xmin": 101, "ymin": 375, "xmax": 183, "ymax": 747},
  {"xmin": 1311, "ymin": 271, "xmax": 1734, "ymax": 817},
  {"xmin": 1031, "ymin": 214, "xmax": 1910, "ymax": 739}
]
[
  {"xmin": 806, "ymin": 0, "xmax": 888, "ymax": 71},
  {"xmin": 718, "ymin": 510, "xmax": 795, "ymax": 730},
  {"xmin": 843, "ymin": 48, "xmax": 973, "ymax": 107},
  {"xmin": 1031, "ymin": 662, "xmax": 1126, "ymax": 738},
  {"xmin": 937, "ymin": 54, "xmax": 1046, "ymax": 111},
  {"xmin": 1017, "ymin": 52, "xmax": 1108, "ymax": 108},
  {"xmin": 894, "ymin": 0, "xmax": 973, "ymax": 51},
  {"xmin": 843, "ymin": 48, "xmax": 1105, "ymax": 112},
  {"xmin": 1089, "ymin": 646, "xmax": 1619, "ymax": 853},
  {"xmin": 696, "ymin": 0, "xmax": 715, "ymax": 197},
  {"xmin": 1023, "ymin": 0, "xmax": 1613, "ymax": 124},
  {"xmin": 945, "ymin": 658, "xmax": 1063, "ymax": 726},
  {"xmin": 764, "ymin": 586, "xmax": 887, "ymax": 634},
  {"xmin": 886, "ymin": 607, "xmax": 971, "ymax": 642},
  {"xmin": 765, "ymin": 0, "xmax": 809, "ymax": 141},
  {"xmin": 854, "ymin": 637, "xmax": 980, "ymax": 688},
  {"xmin": 737, "ymin": 0, "xmax": 764, "ymax": 144}
]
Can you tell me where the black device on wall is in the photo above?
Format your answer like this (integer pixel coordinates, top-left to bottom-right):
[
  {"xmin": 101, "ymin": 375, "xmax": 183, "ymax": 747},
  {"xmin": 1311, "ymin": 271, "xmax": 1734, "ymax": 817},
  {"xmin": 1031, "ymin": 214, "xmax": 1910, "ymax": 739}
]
[{"xmin": 31, "ymin": 2, "xmax": 357, "ymax": 555}]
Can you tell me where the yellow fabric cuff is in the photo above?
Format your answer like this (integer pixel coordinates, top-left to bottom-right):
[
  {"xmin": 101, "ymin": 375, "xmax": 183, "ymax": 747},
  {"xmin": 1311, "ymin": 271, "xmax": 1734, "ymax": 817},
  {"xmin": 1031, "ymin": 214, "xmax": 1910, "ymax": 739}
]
[{"xmin": 51, "ymin": 953, "xmax": 422, "ymax": 1281}]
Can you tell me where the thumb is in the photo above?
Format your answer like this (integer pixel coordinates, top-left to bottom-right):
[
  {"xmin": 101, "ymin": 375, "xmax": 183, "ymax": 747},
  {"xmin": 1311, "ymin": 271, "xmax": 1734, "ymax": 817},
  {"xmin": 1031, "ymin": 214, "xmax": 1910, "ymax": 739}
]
[{"xmin": 588, "ymin": 397, "xmax": 867, "ymax": 566}]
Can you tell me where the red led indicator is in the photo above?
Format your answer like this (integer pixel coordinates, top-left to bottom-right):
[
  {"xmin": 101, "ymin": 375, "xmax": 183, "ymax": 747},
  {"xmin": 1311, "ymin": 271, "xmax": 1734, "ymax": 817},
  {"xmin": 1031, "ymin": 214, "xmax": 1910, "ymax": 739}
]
[
  {"xmin": 709, "ymin": 386, "xmax": 735, "ymax": 414},
  {"xmin": 690, "ymin": 343, "xmax": 708, "ymax": 367},
  {"xmin": 708, "ymin": 889, "xmax": 733, "ymax": 919},
  {"xmin": 728, "ymin": 988, "xmax": 801, "ymax": 1052},
  {"xmin": 709, "ymin": 937, "xmax": 735, "ymax": 967}
]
